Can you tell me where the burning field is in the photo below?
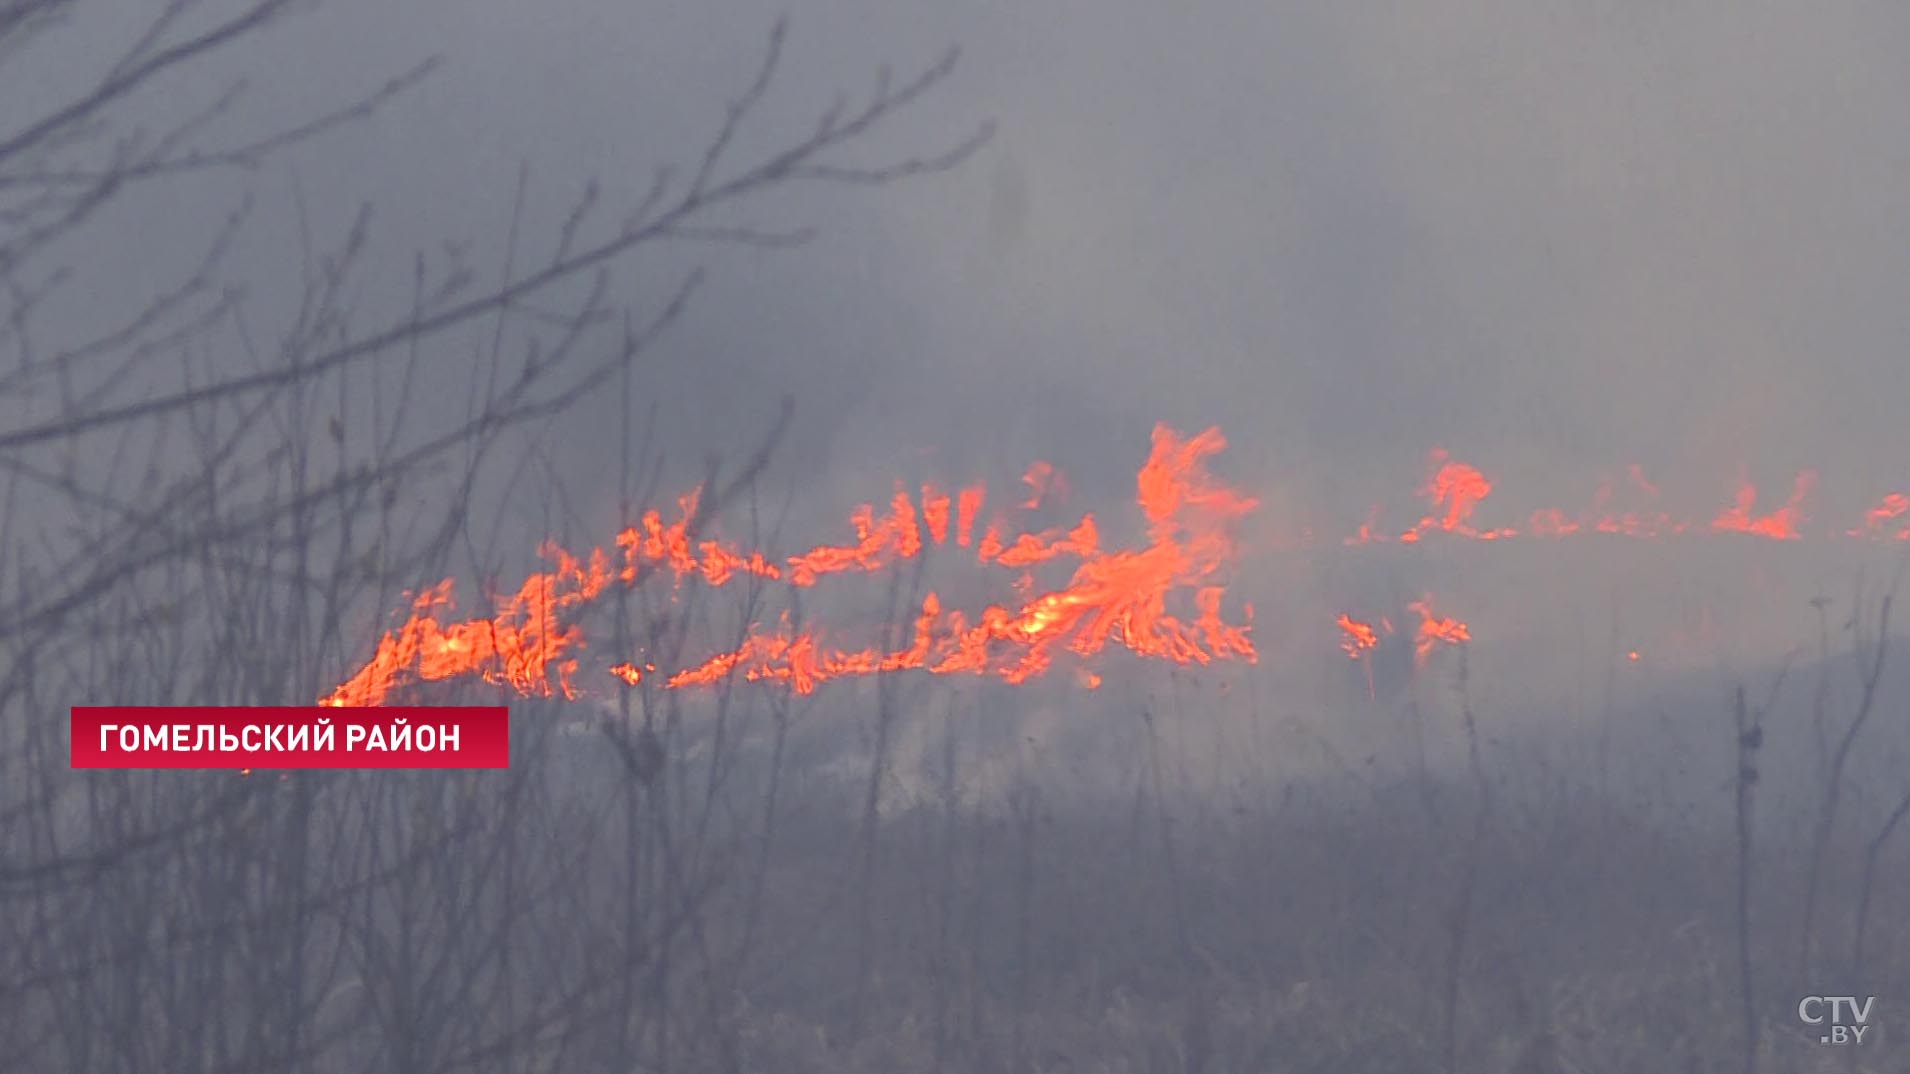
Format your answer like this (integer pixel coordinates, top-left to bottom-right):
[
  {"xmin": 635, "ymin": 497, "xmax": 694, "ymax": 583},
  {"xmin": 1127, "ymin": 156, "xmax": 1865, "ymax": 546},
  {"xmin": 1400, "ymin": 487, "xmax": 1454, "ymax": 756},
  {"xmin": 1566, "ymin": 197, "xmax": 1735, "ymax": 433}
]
[
  {"xmin": 326, "ymin": 421, "xmax": 1909, "ymax": 712},
  {"xmin": 293, "ymin": 418, "xmax": 1910, "ymax": 1074}
]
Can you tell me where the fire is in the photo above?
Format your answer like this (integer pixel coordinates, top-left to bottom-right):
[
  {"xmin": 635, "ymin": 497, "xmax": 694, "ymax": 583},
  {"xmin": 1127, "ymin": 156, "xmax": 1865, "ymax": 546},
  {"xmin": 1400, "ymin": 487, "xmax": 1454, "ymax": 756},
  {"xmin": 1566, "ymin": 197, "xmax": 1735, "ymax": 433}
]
[
  {"xmin": 1848, "ymin": 492, "xmax": 1910, "ymax": 540},
  {"xmin": 786, "ymin": 489, "xmax": 923, "ymax": 586},
  {"xmin": 1407, "ymin": 595, "xmax": 1470, "ymax": 666},
  {"xmin": 1712, "ymin": 470, "xmax": 1816, "ymax": 540},
  {"xmin": 922, "ymin": 485, "xmax": 952, "ymax": 545},
  {"xmin": 327, "ymin": 422, "xmax": 1910, "ymax": 708},
  {"xmin": 1407, "ymin": 449, "xmax": 1500, "ymax": 540},
  {"xmin": 1337, "ymin": 603, "xmax": 1467, "ymax": 682},
  {"xmin": 1339, "ymin": 455, "xmax": 1909, "ymax": 545},
  {"xmin": 956, "ymin": 487, "xmax": 985, "ymax": 548},
  {"xmin": 1336, "ymin": 612, "xmax": 1385, "ymax": 700},
  {"xmin": 669, "ymin": 427, "xmax": 1258, "ymax": 693},
  {"xmin": 326, "ymin": 424, "xmax": 1257, "ymax": 705},
  {"xmin": 324, "ymin": 542, "xmax": 614, "ymax": 708},
  {"xmin": 1335, "ymin": 613, "xmax": 1380, "ymax": 660},
  {"xmin": 992, "ymin": 515, "xmax": 1100, "ymax": 568}
]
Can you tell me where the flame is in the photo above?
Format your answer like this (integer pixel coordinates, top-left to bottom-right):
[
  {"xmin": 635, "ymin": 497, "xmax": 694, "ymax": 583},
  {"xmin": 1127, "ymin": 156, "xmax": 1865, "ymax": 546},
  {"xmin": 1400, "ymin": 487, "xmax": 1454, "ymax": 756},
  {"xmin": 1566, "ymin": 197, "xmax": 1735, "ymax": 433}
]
[
  {"xmin": 991, "ymin": 515, "xmax": 1100, "ymax": 568},
  {"xmin": 1335, "ymin": 613, "xmax": 1380, "ymax": 660},
  {"xmin": 1397, "ymin": 450, "xmax": 1517, "ymax": 541},
  {"xmin": 786, "ymin": 488, "xmax": 924, "ymax": 586},
  {"xmin": 1339, "ymin": 455, "xmax": 1910, "ymax": 544},
  {"xmin": 1339, "ymin": 604, "xmax": 1479, "ymax": 688},
  {"xmin": 1337, "ymin": 612, "xmax": 1381, "ymax": 700},
  {"xmin": 1407, "ymin": 595, "xmax": 1470, "ymax": 666},
  {"xmin": 324, "ymin": 541, "xmax": 614, "ymax": 708},
  {"xmin": 922, "ymin": 485, "xmax": 952, "ymax": 545},
  {"xmin": 327, "ymin": 424, "xmax": 1256, "ymax": 705},
  {"xmin": 609, "ymin": 661, "xmax": 655, "ymax": 685},
  {"xmin": 956, "ymin": 487, "xmax": 984, "ymax": 548},
  {"xmin": 670, "ymin": 426, "xmax": 1258, "ymax": 693},
  {"xmin": 1848, "ymin": 492, "xmax": 1910, "ymax": 540},
  {"xmin": 1412, "ymin": 450, "xmax": 1494, "ymax": 536},
  {"xmin": 1712, "ymin": 470, "xmax": 1816, "ymax": 540},
  {"xmin": 329, "ymin": 423, "xmax": 1910, "ymax": 708}
]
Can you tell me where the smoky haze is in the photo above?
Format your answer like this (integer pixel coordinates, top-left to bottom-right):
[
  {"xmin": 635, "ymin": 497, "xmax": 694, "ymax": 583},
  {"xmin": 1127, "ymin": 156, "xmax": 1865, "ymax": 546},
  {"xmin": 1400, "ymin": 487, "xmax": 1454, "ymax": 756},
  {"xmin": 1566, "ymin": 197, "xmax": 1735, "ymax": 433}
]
[
  {"xmin": 33, "ymin": 1, "xmax": 1910, "ymax": 510},
  {"xmin": 9, "ymin": 2, "xmax": 1910, "ymax": 1072},
  {"xmin": 51, "ymin": 0, "xmax": 1906, "ymax": 665}
]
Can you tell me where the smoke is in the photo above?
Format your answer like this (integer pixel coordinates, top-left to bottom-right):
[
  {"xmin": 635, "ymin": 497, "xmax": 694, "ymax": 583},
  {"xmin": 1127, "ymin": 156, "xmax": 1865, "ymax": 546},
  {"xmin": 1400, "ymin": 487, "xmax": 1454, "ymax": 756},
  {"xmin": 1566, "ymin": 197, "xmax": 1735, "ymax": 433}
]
[
  {"xmin": 28, "ymin": 1, "xmax": 1910, "ymax": 495},
  {"xmin": 19, "ymin": 0, "xmax": 1910, "ymax": 710}
]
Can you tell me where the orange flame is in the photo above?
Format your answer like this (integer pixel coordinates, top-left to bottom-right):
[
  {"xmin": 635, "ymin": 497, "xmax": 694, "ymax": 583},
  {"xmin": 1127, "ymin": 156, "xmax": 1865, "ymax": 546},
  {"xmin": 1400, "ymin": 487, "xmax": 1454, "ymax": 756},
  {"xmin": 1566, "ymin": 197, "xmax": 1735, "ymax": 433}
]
[
  {"xmin": 1400, "ymin": 449, "xmax": 1509, "ymax": 541},
  {"xmin": 1848, "ymin": 492, "xmax": 1910, "ymax": 540},
  {"xmin": 1407, "ymin": 595, "xmax": 1470, "ymax": 666},
  {"xmin": 991, "ymin": 515, "xmax": 1100, "ymax": 568},
  {"xmin": 1712, "ymin": 470, "xmax": 1816, "ymax": 540},
  {"xmin": 1336, "ymin": 614, "xmax": 1380, "ymax": 660},
  {"xmin": 922, "ymin": 485, "xmax": 952, "ymax": 545},
  {"xmin": 328, "ymin": 425, "xmax": 1910, "ymax": 707},
  {"xmin": 786, "ymin": 488, "xmax": 924, "ymax": 586},
  {"xmin": 326, "ymin": 424, "xmax": 1256, "ymax": 705},
  {"xmin": 1343, "ymin": 454, "xmax": 1910, "ymax": 544},
  {"xmin": 671, "ymin": 426, "xmax": 1258, "ymax": 693},
  {"xmin": 956, "ymin": 487, "xmax": 985, "ymax": 549},
  {"xmin": 324, "ymin": 541, "xmax": 615, "ymax": 708},
  {"xmin": 1336, "ymin": 612, "xmax": 1382, "ymax": 699}
]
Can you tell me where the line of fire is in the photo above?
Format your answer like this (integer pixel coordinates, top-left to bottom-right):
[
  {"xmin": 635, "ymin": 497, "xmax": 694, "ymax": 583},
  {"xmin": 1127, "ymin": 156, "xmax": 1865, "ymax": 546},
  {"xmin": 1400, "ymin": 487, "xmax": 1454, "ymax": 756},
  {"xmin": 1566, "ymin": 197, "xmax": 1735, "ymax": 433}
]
[{"xmin": 323, "ymin": 424, "xmax": 1910, "ymax": 709}]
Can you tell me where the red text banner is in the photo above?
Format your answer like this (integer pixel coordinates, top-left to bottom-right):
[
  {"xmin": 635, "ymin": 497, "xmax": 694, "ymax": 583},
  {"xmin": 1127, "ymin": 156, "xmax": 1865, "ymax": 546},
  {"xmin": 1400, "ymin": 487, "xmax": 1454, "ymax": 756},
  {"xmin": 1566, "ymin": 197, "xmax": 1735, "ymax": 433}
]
[{"xmin": 70, "ymin": 706, "xmax": 509, "ymax": 769}]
